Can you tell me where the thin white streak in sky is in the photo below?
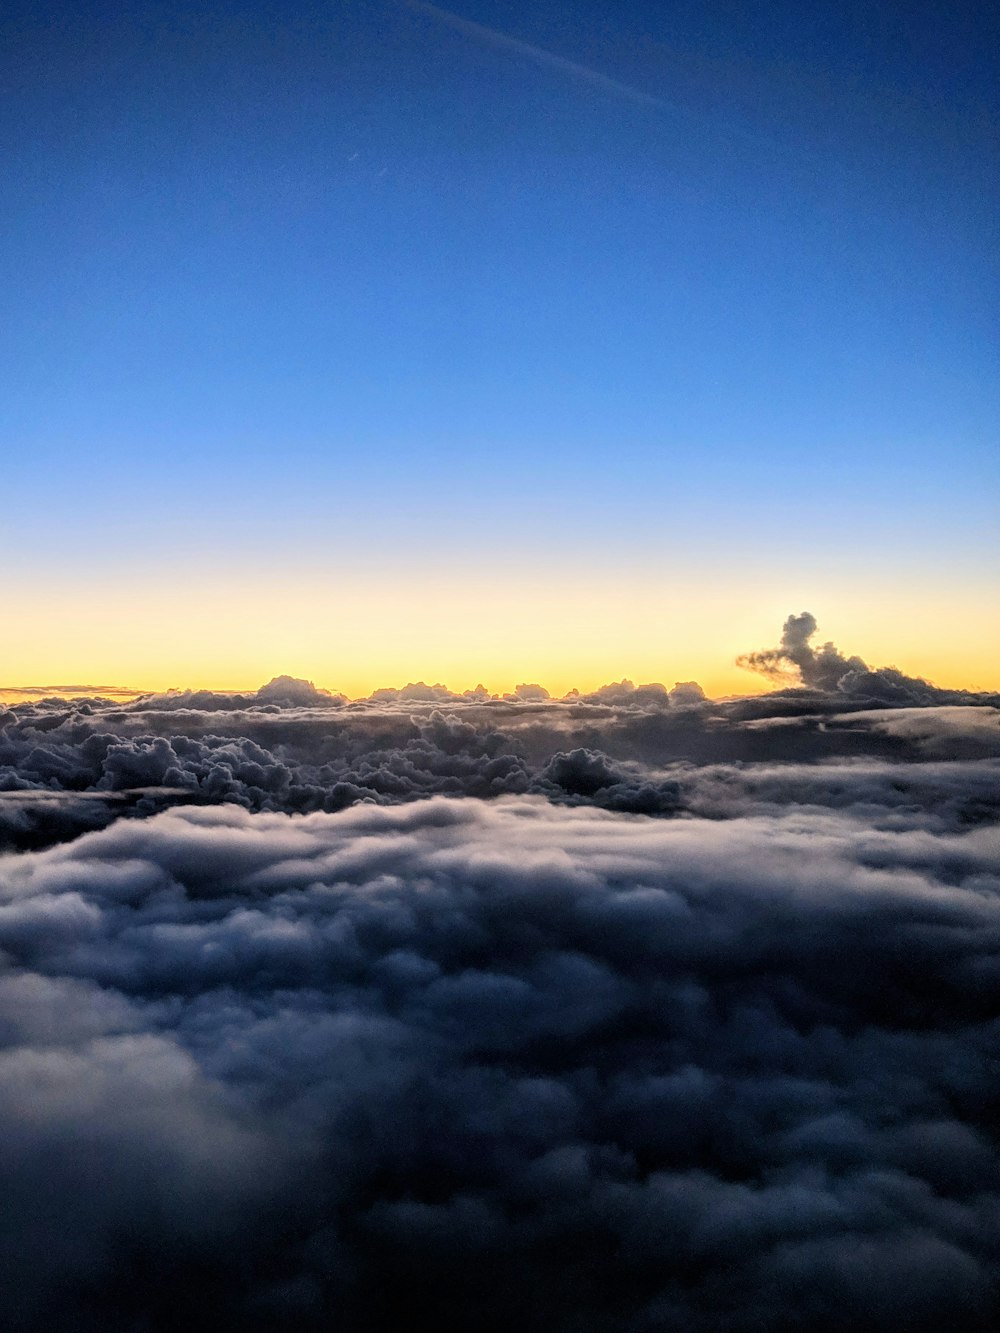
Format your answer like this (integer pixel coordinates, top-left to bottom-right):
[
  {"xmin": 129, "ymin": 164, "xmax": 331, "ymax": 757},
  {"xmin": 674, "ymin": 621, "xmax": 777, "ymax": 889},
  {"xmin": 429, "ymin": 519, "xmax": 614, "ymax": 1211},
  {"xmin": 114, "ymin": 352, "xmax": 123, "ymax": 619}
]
[{"xmin": 397, "ymin": 0, "xmax": 664, "ymax": 109}]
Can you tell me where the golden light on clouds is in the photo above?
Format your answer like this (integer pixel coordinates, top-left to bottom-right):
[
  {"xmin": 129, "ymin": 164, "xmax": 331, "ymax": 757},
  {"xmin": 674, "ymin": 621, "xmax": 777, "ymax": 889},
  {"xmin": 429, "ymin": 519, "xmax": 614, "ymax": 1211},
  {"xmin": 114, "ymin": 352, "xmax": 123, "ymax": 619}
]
[{"xmin": 4, "ymin": 569, "xmax": 998, "ymax": 699}]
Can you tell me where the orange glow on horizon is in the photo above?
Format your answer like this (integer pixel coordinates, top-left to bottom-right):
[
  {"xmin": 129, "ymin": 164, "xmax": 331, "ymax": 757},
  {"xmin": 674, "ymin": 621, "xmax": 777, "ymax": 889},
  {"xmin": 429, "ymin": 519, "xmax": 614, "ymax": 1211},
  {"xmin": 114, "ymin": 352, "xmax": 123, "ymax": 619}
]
[{"xmin": 3, "ymin": 571, "xmax": 998, "ymax": 702}]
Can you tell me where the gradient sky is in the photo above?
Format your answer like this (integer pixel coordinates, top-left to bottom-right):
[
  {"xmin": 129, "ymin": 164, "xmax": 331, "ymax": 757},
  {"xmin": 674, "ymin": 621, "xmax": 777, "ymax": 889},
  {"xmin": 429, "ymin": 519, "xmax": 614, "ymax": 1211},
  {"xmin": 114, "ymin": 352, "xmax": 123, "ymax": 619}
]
[{"xmin": 3, "ymin": 0, "xmax": 998, "ymax": 694}]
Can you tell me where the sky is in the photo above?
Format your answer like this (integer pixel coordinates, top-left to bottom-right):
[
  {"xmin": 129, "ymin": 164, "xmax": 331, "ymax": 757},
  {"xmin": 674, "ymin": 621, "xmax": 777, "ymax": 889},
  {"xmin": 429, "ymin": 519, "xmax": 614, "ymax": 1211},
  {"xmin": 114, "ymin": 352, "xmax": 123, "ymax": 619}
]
[
  {"xmin": 2, "ymin": 0, "xmax": 998, "ymax": 694},
  {"xmin": 1, "ymin": 9, "xmax": 999, "ymax": 1309}
]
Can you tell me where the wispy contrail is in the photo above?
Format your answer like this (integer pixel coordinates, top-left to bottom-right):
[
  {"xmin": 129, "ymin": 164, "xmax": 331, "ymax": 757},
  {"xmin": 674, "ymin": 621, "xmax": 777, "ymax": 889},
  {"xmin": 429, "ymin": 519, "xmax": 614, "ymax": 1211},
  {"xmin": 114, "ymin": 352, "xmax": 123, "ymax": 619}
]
[{"xmin": 396, "ymin": 0, "xmax": 664, "ymax": 109}]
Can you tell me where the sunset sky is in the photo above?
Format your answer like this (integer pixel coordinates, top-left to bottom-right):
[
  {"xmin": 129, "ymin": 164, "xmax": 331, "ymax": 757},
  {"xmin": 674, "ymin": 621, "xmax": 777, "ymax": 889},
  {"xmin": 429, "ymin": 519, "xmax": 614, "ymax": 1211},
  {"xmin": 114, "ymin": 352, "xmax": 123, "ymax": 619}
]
[
  {"xmin": 3, "ymin": 0, "xmax": 997, "ymax": 694},
  {"xmin": 2, "ymin": 8, "xmax": 1000, "ymax": 1326}
]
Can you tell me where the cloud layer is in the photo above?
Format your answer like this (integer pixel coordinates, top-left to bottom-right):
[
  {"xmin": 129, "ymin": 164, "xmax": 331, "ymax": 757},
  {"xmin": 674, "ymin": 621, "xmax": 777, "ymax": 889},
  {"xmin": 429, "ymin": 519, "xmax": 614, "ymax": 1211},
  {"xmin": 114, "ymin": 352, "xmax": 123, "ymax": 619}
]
[
  {"xmin": 2, "ymin": 643, "xmax": 998, "ymax": 852},
  {"xmin": 0, "ymin": 797, "xmax": 998, "ymax": 1330}
]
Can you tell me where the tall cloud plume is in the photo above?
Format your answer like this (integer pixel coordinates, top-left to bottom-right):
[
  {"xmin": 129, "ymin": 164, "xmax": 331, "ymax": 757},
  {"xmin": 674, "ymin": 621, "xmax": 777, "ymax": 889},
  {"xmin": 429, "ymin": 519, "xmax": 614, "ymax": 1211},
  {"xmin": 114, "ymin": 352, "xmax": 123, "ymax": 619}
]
[{"xmin": 736, "ymin": 611, "xmax": 990, "ymax": 704}]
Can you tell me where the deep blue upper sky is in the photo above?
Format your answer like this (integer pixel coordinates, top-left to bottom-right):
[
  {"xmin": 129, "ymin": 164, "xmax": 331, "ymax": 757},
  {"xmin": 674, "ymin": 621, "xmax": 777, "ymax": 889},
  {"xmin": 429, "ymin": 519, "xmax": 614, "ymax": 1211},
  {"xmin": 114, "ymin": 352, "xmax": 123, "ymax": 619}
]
[{"xmin": 2, "ymin": 1, "xmax": 997, "ymax": 616}]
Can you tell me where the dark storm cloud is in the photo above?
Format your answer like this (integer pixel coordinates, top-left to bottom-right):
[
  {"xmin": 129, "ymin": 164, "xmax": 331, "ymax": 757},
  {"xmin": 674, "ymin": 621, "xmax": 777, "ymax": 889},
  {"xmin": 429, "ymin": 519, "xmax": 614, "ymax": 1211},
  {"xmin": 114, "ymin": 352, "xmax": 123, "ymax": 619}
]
[{"xmin": 0, "ymin": 797, "xmax": 998, "ymax": 1330}]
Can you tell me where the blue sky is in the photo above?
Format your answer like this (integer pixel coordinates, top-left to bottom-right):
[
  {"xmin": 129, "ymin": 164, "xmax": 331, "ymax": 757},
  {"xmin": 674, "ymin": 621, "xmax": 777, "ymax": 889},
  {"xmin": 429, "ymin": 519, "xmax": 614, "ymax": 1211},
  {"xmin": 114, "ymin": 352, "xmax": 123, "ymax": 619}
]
[{"xmin": 2, "ymin": 0, "xmax": 997, "ymax": 688}]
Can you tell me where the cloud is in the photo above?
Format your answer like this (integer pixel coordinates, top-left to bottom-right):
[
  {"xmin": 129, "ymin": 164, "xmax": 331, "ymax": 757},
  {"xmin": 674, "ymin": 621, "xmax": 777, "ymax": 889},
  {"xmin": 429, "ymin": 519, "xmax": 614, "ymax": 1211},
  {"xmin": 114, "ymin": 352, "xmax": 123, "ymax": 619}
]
[
  {"xmin": 256, "ymin": 675, "xmax": 341, "ymax": 705},
  {"xmin": 736, "ymin": 611, "xmax": 996, "ymax": 706},
  {"xmin": 507, "ymin": 682, "xmax": 551, "ymax": 702},
  {"xmin": 368, "ymin": 681, "xmax": 466, "ymax": 703},
  {"xmin": 2, "ymin": 674, "xmax": 998, "ymax": 854},
  {"xmin": 0, "ymin": 796, "xmax": 997, "ymax": 1329},
  {"xmin": 738, "ymin": 610, "xmax": 866, "ymax": 688},
  {"xmin": 579, "ymin": 679, "xmax": 669, "ymax": 706},
  {"xmin": 669, "ymin": 680, "xmax": 707, "ymax": 704},
  {"xmin": 849, "ymin": 706, "xmax": 1000, "ymax": 758},
  {"xmin": 0, "ymin": 790, "xmax": 124, "ymax": 852},
  {"xmin": 0, "ymin": 685, "xmax": 142, "ymax": 702}
]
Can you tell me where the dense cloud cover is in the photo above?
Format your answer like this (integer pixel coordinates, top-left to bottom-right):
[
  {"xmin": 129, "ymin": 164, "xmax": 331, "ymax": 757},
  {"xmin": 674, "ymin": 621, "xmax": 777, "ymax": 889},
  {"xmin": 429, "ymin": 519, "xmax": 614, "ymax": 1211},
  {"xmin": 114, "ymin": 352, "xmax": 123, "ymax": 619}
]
[
  {"xmin": 1, "ymin": 615, "xmax": 998, "ymax": 1328},
  {"xmin": 0, "ymin": 797, "xmax": 998, "ymax": 1330}
]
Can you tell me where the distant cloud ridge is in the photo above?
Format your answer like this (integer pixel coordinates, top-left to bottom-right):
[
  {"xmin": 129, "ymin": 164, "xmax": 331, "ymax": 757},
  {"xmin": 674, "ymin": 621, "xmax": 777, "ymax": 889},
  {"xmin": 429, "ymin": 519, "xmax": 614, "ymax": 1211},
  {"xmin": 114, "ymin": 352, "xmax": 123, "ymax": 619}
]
[{"xmin": 737, "ymin": 610, "xmax": 972, "ymax": 703}]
